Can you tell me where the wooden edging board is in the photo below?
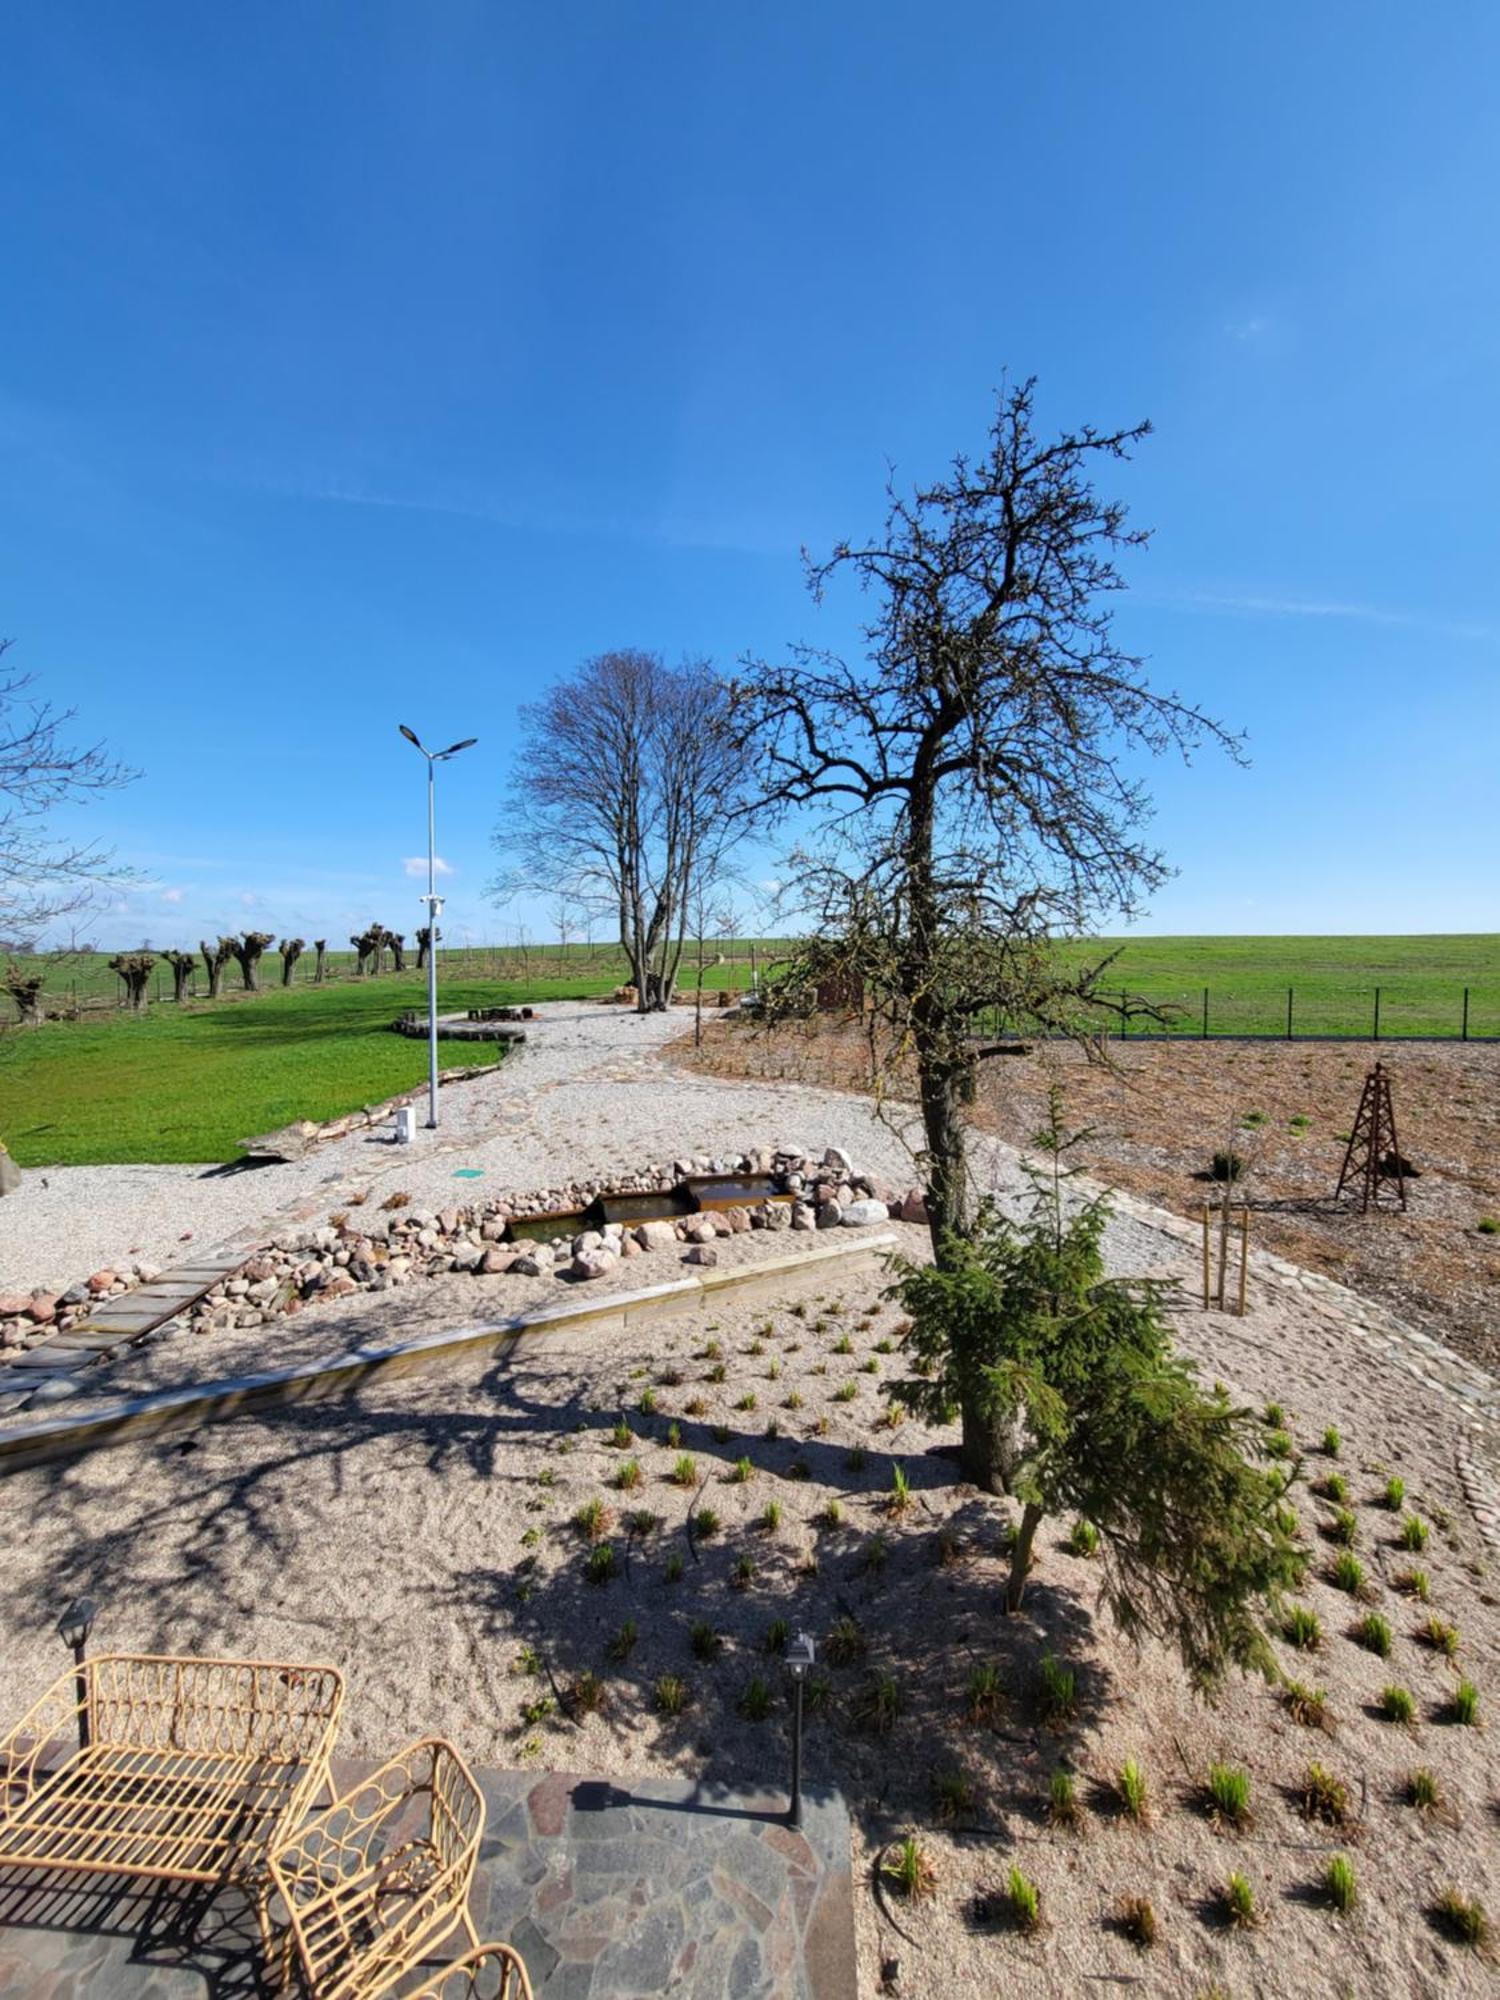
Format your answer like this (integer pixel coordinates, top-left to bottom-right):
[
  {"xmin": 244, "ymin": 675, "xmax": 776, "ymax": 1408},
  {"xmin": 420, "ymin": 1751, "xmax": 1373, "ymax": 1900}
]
[{"xmin": 0, "ymin": 1232, "xmax": 901, "ymax": 1477}]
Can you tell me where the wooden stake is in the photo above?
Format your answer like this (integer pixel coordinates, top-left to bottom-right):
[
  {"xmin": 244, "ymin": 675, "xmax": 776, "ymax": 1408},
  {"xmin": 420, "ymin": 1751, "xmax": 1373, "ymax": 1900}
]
[
  {"xmin": 1202, "ymin": 1204, "xmax": 1211, "ymax": 1309},
  {"xmin": 1237, "ymin": 1208, "xmax": 1249, "ymax": 1316}
]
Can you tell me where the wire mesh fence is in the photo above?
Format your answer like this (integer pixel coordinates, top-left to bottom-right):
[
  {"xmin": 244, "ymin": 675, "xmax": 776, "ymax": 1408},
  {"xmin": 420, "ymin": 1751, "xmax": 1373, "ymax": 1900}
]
[{"xmin": 978, "ymin": 985, "xmax": 1500, "ymax": 1042}]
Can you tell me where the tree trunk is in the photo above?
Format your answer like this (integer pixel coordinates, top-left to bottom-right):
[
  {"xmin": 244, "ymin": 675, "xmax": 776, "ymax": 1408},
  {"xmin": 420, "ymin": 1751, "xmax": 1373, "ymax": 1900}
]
[
  {"xmin": 7, "ymin": 981, "xmax": 44, "ymax": 1025},
  {"xmin": 1004, "ymin": 1502, "xmax": 1046, "ymax": 1612},
  {"xmin": 201, "ymin": 945, "xmax": 224, "ymax": 1000},
  {"xmin": 170, "ymin": 960, "xmax": 192, "ymax": 1002},
  {"xmin": 240, "ymin": 958, "xmax": 259, "ymax": 992},
  {"xmin": 314, "ymin": 942, "xmax": 327, "ymax": 982}
]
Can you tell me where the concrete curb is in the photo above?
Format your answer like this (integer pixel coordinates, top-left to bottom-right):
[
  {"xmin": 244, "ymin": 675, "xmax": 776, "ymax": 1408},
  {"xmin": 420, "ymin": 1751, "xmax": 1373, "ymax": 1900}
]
[{"xmin": 0, "ymin": 1232, "xmax": 900, "ymax": 1477}]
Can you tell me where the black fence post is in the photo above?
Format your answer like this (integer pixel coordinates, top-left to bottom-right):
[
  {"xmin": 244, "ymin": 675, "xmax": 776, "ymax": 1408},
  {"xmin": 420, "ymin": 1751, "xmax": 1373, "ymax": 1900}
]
[
  {"xmin": 1286, "ymin": 986, "xmax": 1293, "ymax": 1040},
  {"xmin": 1373, "ymin": 987, "xmax": 1381, "ymax": 1041},
  {"xmin": 1202, "ymin": 987, "xmax": 1209, "ymax": 1039},
  {"xmin": 1121, "ymin": 990, "xmax": 1128, "ymax": 1040},
  {"xmin": 1462, "ymin": 987, "xmax": 1469, "ymax": 1041}
]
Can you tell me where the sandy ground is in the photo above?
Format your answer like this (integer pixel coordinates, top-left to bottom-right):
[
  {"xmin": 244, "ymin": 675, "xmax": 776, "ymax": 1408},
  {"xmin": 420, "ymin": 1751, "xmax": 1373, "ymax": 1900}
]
[
  {"xmin": 4, "ymin": 1228, "xmax": 1497, "ymax": 1997},
  {"xmin": 681, "ymin": 1019, "xmax": 1500, "ymax": 1376}
]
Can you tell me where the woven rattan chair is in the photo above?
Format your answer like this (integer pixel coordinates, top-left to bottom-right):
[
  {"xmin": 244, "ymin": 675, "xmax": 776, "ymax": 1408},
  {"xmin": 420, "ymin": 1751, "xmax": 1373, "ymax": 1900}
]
[
  {"xmin": 266, "ymin": 1736, "xmax": 485, "ymax": 2000},
  {"xmin": 0, "ymin": 1652, "xmax": 343, "ymax": 1888},
  {"xmin": 409, "ymin": 1943, "xmax": 534, "ymax": 2000}
]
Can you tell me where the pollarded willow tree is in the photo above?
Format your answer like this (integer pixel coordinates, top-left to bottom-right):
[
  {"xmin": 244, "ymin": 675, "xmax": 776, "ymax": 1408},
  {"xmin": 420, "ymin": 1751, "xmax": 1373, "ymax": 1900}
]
[
  {"xmin": 200, "ymin": 936, "xmax": 235, "ymax": 1000},
  {"xmin": 493, "ymin": 650, "xmax": 746, "ymax": 1012},
  {"xmin": 736, "ymin": 382, "xmax": 1240, "ymax": 1489}
]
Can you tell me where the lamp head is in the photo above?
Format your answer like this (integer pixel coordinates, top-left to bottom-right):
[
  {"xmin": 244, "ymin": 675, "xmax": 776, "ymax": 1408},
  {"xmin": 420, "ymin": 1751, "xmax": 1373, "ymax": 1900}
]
[
  {"xmin": 57, "ymin": 1597, "xmax": 97, "ymax": 1651},
  {"xmin": 785, "ymin": 1630, "xmax": 816, "ymax": 1678},
  {"xmin": 398, "ymin": 723, "xmax": 425, "ymax": 751},
  {"xmin": 438, "ymin": 736, "xmax": 478, "ymax": 759}
]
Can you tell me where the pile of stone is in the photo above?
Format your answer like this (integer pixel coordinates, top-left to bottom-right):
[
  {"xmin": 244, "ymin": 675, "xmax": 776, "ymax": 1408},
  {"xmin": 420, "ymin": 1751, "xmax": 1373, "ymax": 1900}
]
[
  {"xmin": 179, "ymin": 1147, "xmax": 926, "ymax": 1338},
  {"xmin": 1, "ymin": 1260, "xmax": 163, "ymax": 1355}
]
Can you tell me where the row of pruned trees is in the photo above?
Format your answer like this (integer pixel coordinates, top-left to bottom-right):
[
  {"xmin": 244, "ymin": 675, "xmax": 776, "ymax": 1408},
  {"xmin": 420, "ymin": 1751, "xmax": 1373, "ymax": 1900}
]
[{"xmin": 348, "ymin": 925, "xmax": 438, "ymax": 977}]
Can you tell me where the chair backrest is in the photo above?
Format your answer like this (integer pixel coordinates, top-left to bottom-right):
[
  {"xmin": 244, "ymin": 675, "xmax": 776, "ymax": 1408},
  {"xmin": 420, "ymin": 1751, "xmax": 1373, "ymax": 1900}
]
[
  {"xmin": 422, "ymin": 1739, "xmax": 485, "ymax": 1877},
  {"xmin": 86, "ymin": 1655, "xmax": 342, "ymax": 1763}
]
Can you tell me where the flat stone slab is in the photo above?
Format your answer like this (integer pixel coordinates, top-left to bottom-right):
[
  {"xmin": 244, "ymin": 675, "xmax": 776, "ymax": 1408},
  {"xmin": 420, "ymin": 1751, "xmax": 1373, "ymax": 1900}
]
[{"xmin": 0, "ymin": 1766, "xmax": 856, "ymax": 2000}]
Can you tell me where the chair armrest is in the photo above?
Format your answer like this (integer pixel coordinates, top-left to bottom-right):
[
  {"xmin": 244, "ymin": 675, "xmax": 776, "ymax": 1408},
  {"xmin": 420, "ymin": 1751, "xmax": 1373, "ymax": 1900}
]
[
  {"xmin": 411, "ymin": 1944, "xmax": 535, "ymax": 1999},
  {"xmin": 270, "ymin": 1746, "xmax": 434, "ymax": 1905},
  {"xmin": 0, "ymin": 1666, "xmax": 84, "ymax": 1832}
]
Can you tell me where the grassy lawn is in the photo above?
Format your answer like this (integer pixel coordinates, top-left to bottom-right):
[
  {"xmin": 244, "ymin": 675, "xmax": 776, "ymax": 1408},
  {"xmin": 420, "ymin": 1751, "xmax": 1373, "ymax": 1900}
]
[{"xmin": 0, "ymin": 975, "xmax": 607, "ymax": 1166}]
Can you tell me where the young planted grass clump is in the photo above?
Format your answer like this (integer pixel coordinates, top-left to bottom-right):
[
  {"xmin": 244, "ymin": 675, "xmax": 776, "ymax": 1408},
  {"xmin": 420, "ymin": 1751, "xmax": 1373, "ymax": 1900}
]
[
  {"xmin": 1382, "ymin": 1476, "xmax": 1406, "ymax": 1511},
  {"xmin": 1322, "ymin": 1426, "xmax": 1342, "ymax": 1458},
  {"xmin": 612, "ymin": 1457, "xmax": 643, "ymax": 1492},
  {"xmin": 885, "ymin": 1834, "xmax": 937, "ymax": 1901},
  {"xmin": 1117, "ymin": 1759, "xmax": 1149, "ymax": 1821},
  {"xmin": 653, "ymin": 1673, "xmax": 690, "ymax": 1716},
  {"xmin": 817, "ymin": 1498, "xmax": 843, "ymax": 1530},
  {"xmin": 1330, "ymin": 1551, "xmax": 1367, "ymax": 1597},
  {"xmin": 728, "ymin": 1454, "xmax": 754, "ymax": 1484},
  {"xmin": 689, "ymin": 1620, "xmax": 722, "ymax": 1661},
  {"xmin": 1037, "ymin": 1655, "xmax": 1077, "ymax": 1724},
  {"xmin": 850, "ymin": 1671, "xmax": 901, "ymax": 1734},
  {"xmin": 1047, "ymin": 1768, "xmax": 1080, "ymax": 1827},
  {"xmin": 1356, "ymin": 1612, "xmax": 1393, "ymax": 1658},
  {"xmin": 930, "ymin": 1769, "xmax": 975, "ymax": 1824},
  {"xmin": 663, "ymin": 1551, "xmax": 684, "ymax": 1584},
  {"xmin": 670, "ymin": 1453, "xmax": 697, "ymax": 1488},
  {"xmin": 825, "ymin": 1616, "xmax": 867, "ymax": 1666},
  {"xmin": 1283, "ymin": 1605, "xmax": 1322, "ymax": 1651},
  {"xmin": 1395, "ymin": 1567, "xmax": 1431, "ymax": 1601},
  {"xmin": 1400, "ymin": 1515, "xmax": 1430, "ymax": 1552},
  {"xmin": 759, "ymin": 1499, "xmax": 783, "ymax": 1534},
  {"xmin": 730, "ymin": 1554, "xmax": 757, "ymax": 1592},
  {"xmin": 1005, "ymin": 1866, "xmax": 1042, "ymax": 1934},
  {"xmin": 966, "ymin": 1663, "xmax": 1005, "ymax": 1727},
  {"xmin": 1418, "ymin": 1615, "xmax": 1459, "ymax": 1658},
  {"xmin": 607, "ymin": 1619, "xmax": 639, "ymax": 1663},
  {"xmin": 1329, "ymin": 1508, "xmax": 1359, "ymax": 1548},
  {"xmin": 833, "ymin": 1381, "xmax": 859, "ymax": 1404},
  {"xmin": 609, "ymin": 1419, "xmax": 633, "ymax": 1449},
  {"xmin": 1380, "ymin": 1684, "xmax": 1417, "ymax": 1724},
  {"xmin": 886, "ymin": 1464, "xmax": 912, "ymax": 1515},
  {"xmin": 574, "ymin": 1497, "xmax": 613, "ymax": 1543},
  {"xmin": 1433, "ymin": 1889, "xmax": 1489, "ymax": 1948},
  {"xmin": 739, "ymin": 1675, "xmax": 773, "ymax": 1722},
  {"xmin": 1263, "ymin": 1402, "xmax": 1285, "ymax": 1429},
  {"xmin": 1450, "ymin": 1678, "xmax": 1480, "ymax": 1726},
  {"xmin": 585, "ymin": 1542, "xmax": 618, "ymax": 1584},
  {"xmin": 567, "ymin": 1670, "xmax": 606, "ymax": 1718},
  {"xmin": 1323, "ymin": 1853, "xmax": 1357, "ymax": 1915},
  {"xmin": 1301, "ymin": 1762, "xmax": 1350, "ymax": 1826},
  {"xmin": 1116, "ymin": 1895, "xmax": 1158, "ymax": 1949},
  {"xmin": 1406, "ymin": 1767, "xmax": 1441, "ymax": 1811},
  {"xmin": 860, "ymin": 1532, "xmax": 890, "ymax": 1575},
  {"xmin": 1206, "ymin": 1762, "xmax": 1251, "ymax": 1828},
  {"xmin": 1223, "ymin": 1872, "xmax": 1257, "ymax": 1929},
  {"xmin": 1281, "ymin": 1680, "xmax": 1332, "ymax": 1731},
  {"xmin": 1066, "ymin": 1517, "xmax": 1100, "ymax": 1558},
  {"xmin": 692, "ymin": 1506, "xmax": 721, "ymax": 1540},
  {"xmin": 1316, "ymin": 1472, "xmax": 1349, "ymax": 1505},
  {"xmin": 1263, "ymin": 1429, "xmax": 1294, "ymax": 1462}
]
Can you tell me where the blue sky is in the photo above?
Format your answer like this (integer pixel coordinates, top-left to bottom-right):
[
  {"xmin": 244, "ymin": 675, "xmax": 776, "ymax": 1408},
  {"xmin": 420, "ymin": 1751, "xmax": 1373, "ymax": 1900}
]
[{"xmin": 3, "ymin": 2, "xmax": 1497, "ymax": 950}]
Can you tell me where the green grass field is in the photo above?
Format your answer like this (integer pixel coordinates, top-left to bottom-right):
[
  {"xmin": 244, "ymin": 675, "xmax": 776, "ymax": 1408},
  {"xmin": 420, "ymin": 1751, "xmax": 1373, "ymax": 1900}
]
[{"xmin": 2, "ymin": 936, "xmax": 1496, "ymax": 1167}]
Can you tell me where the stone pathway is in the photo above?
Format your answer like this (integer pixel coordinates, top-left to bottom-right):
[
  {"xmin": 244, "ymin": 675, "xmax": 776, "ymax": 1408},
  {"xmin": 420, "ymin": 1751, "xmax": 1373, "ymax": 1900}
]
[{"xmin": 0, "ymin": 1768, "xmax": 855, "ymax": 2000}]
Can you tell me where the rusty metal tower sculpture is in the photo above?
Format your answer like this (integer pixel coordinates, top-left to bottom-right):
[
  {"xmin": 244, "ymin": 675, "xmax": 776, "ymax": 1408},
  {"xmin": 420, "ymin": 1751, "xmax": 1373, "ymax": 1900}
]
[{"xmin": 1335, "ymin": 1062, "xmax": 1407, "ymax": 1212}]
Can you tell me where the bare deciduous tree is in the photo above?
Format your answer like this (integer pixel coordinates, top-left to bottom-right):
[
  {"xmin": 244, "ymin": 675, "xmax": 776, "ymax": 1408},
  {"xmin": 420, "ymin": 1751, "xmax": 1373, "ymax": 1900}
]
[
  {"xmin": 737, "ymin": 382, "xmax": 1238, "ymax": 1488},
  {"xmin": 494, "ymin": 650, "xmax": 746, "ymax": 1012},
  {"xmin": 1, "ymin": 640, "xmax": 135, "ymax": 952},
  {"xmin": 109, "ymin": 951, "xmax": 155, "ymax": 1012},
  {"xmin": 200, "ymin": 936, "xmax": 234, "ymax": 999},
  {"xmin": 278, "ymin": 937, "xmax": 306, "ymax": 986},
  {"xmin": 163, "ymin": 950, "xmax": 196, "ymax": 1002},
  {"xmin": 313, "ymin": 939, "xmax": 328, "ymax": 983},
  {"xmin": 232, "ymin": 930, "xmax": 274, "ymax": 992}
]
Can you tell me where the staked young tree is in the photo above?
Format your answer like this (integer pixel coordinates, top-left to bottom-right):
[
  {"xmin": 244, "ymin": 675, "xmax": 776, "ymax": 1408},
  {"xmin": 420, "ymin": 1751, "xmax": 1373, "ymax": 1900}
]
[
  {"xmin": 887, "ymin": 1094, "xmax": 1300, "ymax": 1682},
  {"xmin": 493, "ymin": 650, "xmax": 746, "ymax": 1012},
  {"xmin": 738, "ymin": 382, "xmax": 1237, "ymax": 1234}
]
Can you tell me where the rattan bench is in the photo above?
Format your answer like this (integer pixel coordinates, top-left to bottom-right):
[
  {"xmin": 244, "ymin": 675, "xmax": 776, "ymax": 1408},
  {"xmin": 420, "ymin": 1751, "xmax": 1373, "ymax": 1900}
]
[
  {"xmin": 410, "ymin": 1943, "xmax": 534, "ymax": 1999},
  {"xmin": 267, "ymin": 1736, "xmax": 485, "ymax": 2000},
  {"xmin": 0, "ymin": 1652, "xmax": 343, "ymax": 1888}
]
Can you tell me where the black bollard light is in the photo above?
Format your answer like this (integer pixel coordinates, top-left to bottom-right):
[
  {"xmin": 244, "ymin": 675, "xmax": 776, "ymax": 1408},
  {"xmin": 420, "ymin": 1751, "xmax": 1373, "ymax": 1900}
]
[
  {"xmin": 785, "ymin": 1630, "xmax": 816, "ymax": 1829},
  {"xmin": 56, "ymin": 1597, "xmax": 97, "ymax": 1751}
]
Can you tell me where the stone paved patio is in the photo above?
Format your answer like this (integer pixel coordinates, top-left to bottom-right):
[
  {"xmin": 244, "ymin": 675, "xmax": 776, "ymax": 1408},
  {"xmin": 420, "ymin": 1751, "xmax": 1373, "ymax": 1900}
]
[{"xmin": 0, "ymin": 1767, "xmax": 856, "ymax": 1999}]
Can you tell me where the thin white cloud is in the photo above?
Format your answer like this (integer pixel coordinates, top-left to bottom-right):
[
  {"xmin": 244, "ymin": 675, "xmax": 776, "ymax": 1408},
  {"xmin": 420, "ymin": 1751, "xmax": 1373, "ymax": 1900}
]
[
  {"xmin": 404, "ymin": 855, "xmax": 454, "ymax": 879},
  {"xmin": 1226, "ymin": 314, "xmax": 1271, "ymax": 342},
  {"xmin": 160, "ymin": 886, "xmax": 185, "ymax": 904},
  {"xmin": 1163, "ymin": 590, "xmax": 1500, "ymax": 647}
]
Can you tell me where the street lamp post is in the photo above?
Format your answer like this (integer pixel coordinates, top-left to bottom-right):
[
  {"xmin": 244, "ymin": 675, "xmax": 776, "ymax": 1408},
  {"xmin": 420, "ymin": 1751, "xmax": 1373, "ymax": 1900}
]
[
  {"xmin": 399, "ymin": 725, "xmax": 477, "ymax": 1129},
  {"xmin": 784, "ymin": 1629, "xmax": 816, "ymax": 1829}
]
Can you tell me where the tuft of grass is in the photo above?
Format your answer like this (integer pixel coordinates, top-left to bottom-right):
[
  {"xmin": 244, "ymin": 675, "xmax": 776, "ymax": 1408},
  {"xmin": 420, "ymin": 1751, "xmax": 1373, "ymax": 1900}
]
[
  {"xmin": 1283, "ymin": 1605, "xmax": 1322, "ymax": 1650},
  {"xmin": 735, "ymin": 1392, "xmax": 757, "ymax": 1413},
  {"xmin": 1330, "ymin": 1551, "xmax": 1366, "ymax": 1596},
  {"xmin": 1223, "ymin": 1872, "xmax": 1257, "ymax": 1928},
  {"xmin": 1037, "ymin": 1654, "xmax": 1077, "ymax": 1724},
  {"xmin": 1477, "ymin": 1217, "xmax": 1500, "ymax": 1236},
  {"xmin": 825, "ymin": 1616, "xmax": 866, "ymax": 1666},
  {"xmin": 1433, "ymin": 1889, "xmax": 1489, "ymax": 1947},
  {"xmin": 1005, "ymin": 1866, "xmax": 1041, "ymax": 1934},
  {"xmin": 689, "ymin": 1620, "xmax": 722, "ymax": 1661},
  {"xmin": 612, "ymin": 1457, "xmax": 643, "ymax": 1492},
  {"xmin": 833, "ymin": 1381, "xmax": 858, "ymax": 1403},
  {"xmin": 730, "ymin": 1554, "xmax": 757, "ymax": 1592},
  {"xmin": 860, "ymin": 1357, "xmax": 879, "ymax": 1375},
  {"xmin": 1323, "ymin": 1853, "xmax": 1357, "ymax": 1915},
  {"xmin": 512, "ymin": 1643, "xmax": 541, "ymax": 1678},
  {"xmin": 887, "ymin": 1464, "xmax": 912, "ymax": 1515},
  {"xmin": 817, "ymin": 1498, "xmax": 843, "ymax": 1530},
  {"xmin": 930, "ymin": 1769, "xmax": 974, "ymax": 1824},
  {"xmin": 607, "ymin": 1619, "xmax": 638, "ymax": 1662},
  {"xmin": 1317, "ymin": 1472, "xmax": 1349, "ymax": 1504},
  {"xmin": 1406, "ymin": 1767, "xmax": 1440, "ymax": 1810},
  {"xmin": 653, "ymin": 1673, "xmax": 689, "ymax": 1715},
  {"xmin": 1206, "ymin": 1762, "xmax": 1251, "ymax": 1828},
  {"xmin": 861, "ymin": 1531, "xmax": 890, "ymax": 1574},
  {"xmin": 728, "ymin": 1454, "xmax": 754, "ymax": 1484},
  {"xmin": 966, "ymin": 1663, "xmax": 1004, "ymax": 1726},
  {"xmin": 1395, "ymin": 1566, "xmax": 1430, "ymax": 1601},
  {"xmin": 833, "ymin": 1333, "xmax": 853, "ymax": 1354},
  {"xmin": 1263, "ymin": 1401, "xmax": 1285, "ymax": 1428},
  {"xmin": 567, "ymin": 1670, "xmax": 605, "ymax": 1717},
  {"xmin": 739, "ymin": 1675, "xmax": 773, "ymax": 1722},
  {"xmin": 573, "ymin": 1497, "xmax": 613, "ymax": 1543},
  {"xmin": 1066, "ymin": 1517, "xmax": 1100, "ymax": 1558},
  {"xmin": 1450, "ymin": 1678, "xmax": 1480, "ymax": 1726},
  {"xmin": 519, "ymin": 1693, "xmax": 555, "ymax": 1727},
  {"xmin": 624, "ymin": 1507, "xmax": 658, "ymax": 1536},
  {"xmin": 1379, "ymin": 1684, "xmax": 1416, "ymax": 1724},
  {"xmin": 1117, "ymin": 1759, "xmax": 1149, "ymax": 1821},
  {"xmin": 1281, "ymin": 1679, "xmax": 1332, "ymax": 1730},
  {"xmin": 1356, "ymin": 1612, "xmax": 1393, "ymax": 1658},
  {"xmin": 638, "ymin": 1387, "xmax": 657, "ymax": 1416},
  {"xmin": 609, "ymin": 1419, "xmax": 633, "ymax": 1449},
  {"xmin": 1117, "ymin": 1895, "xmax": 1158, "ymax": 1949},
  {"xmin": 692, "ymin": 1506, "xmax": 721, "ymax": 1539},
  {"xmin": 844, "ymin": 1444, "xmax": 868, "ymax": 1472},
  {"xmin": 1263, "ymin": 1429, "xmax": 1293, "ymax": 1461},
  {"xmin": 1322, "ymin": 1426, "xmax": 1341, "ymax": 1457},
  {"xmin": 585, "ymin": 1542, "xmax": 617, "ymax": 1584},
  {"xmin": 759, "ymin": 1499, "xmax": 783, "ymax": 1534},
  {"xmin": 884, "ymin": 1834, "xmax": 937, "ymax": 1901},
  {"xmin": 783, "ymin": 1390, "xmax": 804, "ymax": 1410},
  {"xmin": 1400, "ymin": 1514, "xmax": 1429, "ymax": 1552},
  {"xmin": 764, "ymin": 1616, "xmax": 789, "ymax": 1654},
  {"xmin": 1047, "ymin": 1767, "xmax": 1079, "ymax": 1826},
  {"xmin": 1301, "ymin": 1762, "xmax": 1350, "ymax": 1826},
  {"xmin": 1329, "ymin": 1508, "xmax": 1359, "ymax": 1547},
  {"xmin": 707, "ymin": 1363, "xmax": 727, "ymax": 1385},
  {"xmin": 850, "ymin": 1671, "xmax": 901, "ymax": 1734},
  {"xmin": 663, "ymin": 1550, "xmax": 684, "ymax": 1584},
  {"xmin": 670, "ymin": 1453, "xmax": 698, "ymax": 1487},
  {"xmin": 1418, "ymin": 1615, "xmax": 1459, "ymax": 1658},
  {"xmin": 1382, "ymin": 1475, "xmax": 1406, "ymax": 1511}
]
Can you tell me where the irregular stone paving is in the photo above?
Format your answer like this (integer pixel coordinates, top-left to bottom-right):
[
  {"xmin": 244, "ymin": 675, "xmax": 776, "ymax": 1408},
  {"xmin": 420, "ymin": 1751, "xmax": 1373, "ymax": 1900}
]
[{"xmin": 0, "ymin": 1769, "xmax": 855, "ymax": 2000}]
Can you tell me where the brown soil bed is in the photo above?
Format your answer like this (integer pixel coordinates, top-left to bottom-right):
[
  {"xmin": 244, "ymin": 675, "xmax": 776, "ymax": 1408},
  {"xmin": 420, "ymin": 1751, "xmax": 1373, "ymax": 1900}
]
[
  {"xmin": 4, "ymin": 1244, "xmax": 1496, "ymax": 1996},
  {"xmin": 677, "ymin": 1020, "xmax": 1500, "ymax": 1375}
]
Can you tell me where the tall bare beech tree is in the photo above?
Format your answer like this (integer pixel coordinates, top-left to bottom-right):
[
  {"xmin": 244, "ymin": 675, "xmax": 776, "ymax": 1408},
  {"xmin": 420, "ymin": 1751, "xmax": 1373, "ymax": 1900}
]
[
  {"xmin": 495, "ymin": 650, "xmax": 745, "ymax": 1012},
  {"xmin": 737, "ymin": 383, "xmax": 1238, "ymax": 1485}
]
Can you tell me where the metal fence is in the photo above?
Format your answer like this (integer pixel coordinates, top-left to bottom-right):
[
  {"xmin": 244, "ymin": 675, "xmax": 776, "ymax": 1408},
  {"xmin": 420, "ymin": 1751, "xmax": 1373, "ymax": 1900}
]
[{"xmin": 979, "ymin": 986, "xmax": 1500, "ymax": 1043}]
